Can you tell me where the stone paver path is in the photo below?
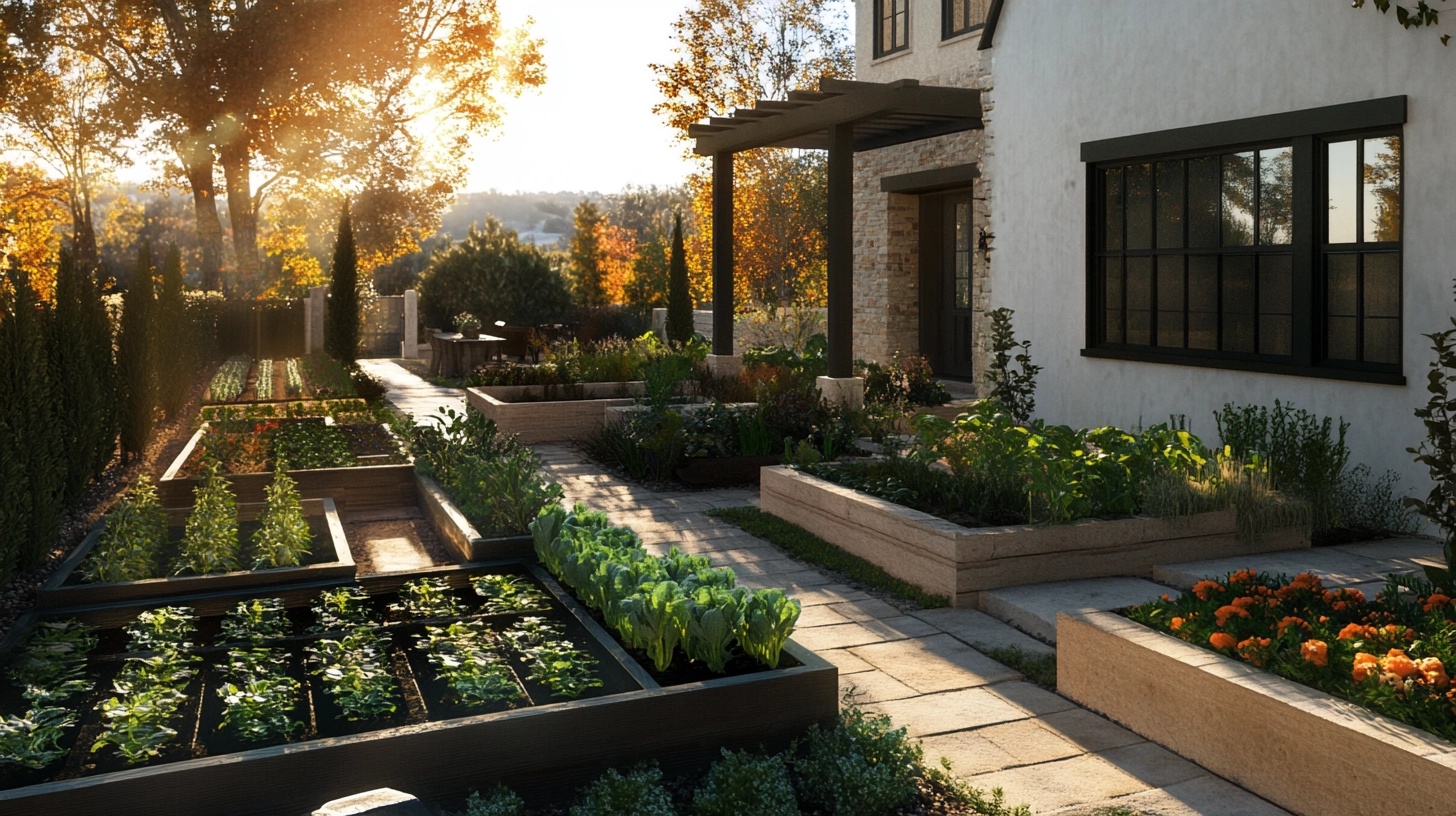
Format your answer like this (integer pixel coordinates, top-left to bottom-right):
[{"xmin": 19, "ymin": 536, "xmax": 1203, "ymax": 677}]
[
  {"xmin": 358, "ymin": 358, "xmax": 465, "ymax": 423},
  {"xmin": 364, "ymin": 358, "xmax": 1293, "ymax": 815}
]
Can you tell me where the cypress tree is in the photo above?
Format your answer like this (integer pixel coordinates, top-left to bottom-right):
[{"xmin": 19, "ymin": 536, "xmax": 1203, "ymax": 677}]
[
  {"xmin": 324, "ymin": 202, "xmax": 360, "ymax": 364},
  {"xmin": 665, "ymin": 213, "xmax": 693, "ymax": 346},
  {"xmin": 0, "ymin": 265, "xmax": 65, "ymax": 574},
  {"xmin": 118, "ymin": 243, "xmax": 157, "ymax": 460},
  {"xmin": 50, "ymin": 249, "xmax": 114, "ymax": 503},
  {"xmin": 156, "ymin": 245, "xmax": 193, "ymax": 418}
]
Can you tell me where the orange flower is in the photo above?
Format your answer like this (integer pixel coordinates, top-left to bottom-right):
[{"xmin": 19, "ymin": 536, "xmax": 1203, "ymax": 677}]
[
  {"xmin": 1423, "ymin": 593, "xmax": 1452, "ymax": 612},
  {"xmin": 1237, "ymin": 637, "xmax": 1272, "ymax": 666},
  {"xmin": 1209, "ymin": 632, "xmax": 1237, "ymax": 651},
  {"xmin": 1230, "ymin": 596, "xmax": 1257, "ymax": 610},
  {"xmin": 1352, "ymin": 652, "xmax": 1379, "ymax": 682},
  {"xmin": 1380, "ymin": 649, "xmax": 1420, "ymax": 679},
  {"xmin": 1276, "ymin": 616, "xmax": 1310, "ymax": 636},
  {"xmin": 1337, "ymin": 623, "xmax": 1368, "ymax": 641},
  {"xmin": 1228, "ymin": 569, "xmax": 1258, "ymax": 585},
  {"xmin": 1192, "ymin": 580, "xmax": 1224, "ymax": 601},
  {"xmin": 1419, "ymin": 657, "xmax": 1449, "ymax": 689},
  {"xmin": 1214, "ymin": 605, "xmax": 1251, "ymax": 626},
  {"xmin": 1170, "ymin": 617, "xmax": 1185, "ymax": 631},
  {"xmin": 1301, "ymin": 640, "xmax": 1328, "ymax": 668},
  {"xmin": 1289, "ymin": 572, "xmax": 1324, "ymax": 591}
]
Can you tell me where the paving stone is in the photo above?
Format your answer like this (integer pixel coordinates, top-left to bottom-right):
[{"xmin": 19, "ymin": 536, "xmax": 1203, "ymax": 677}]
[
  {"xmin": 780, "ymin": 584, "xmax": 874, "ymax": 607},
  {"xmin": 920, "ymin": 718, "xmax": 1088, "ymax": 776},
  {"xmin": 796, "ymin": 603, "xmax": 854, "ymax": 629},
  {"xmin": 1093, "ymin": 741, "xmax": 1207, "ymax": 789},
  {"xmin": 1049, "ymin": 773, "xmax": 1293, "ymax": 816},
  {"xmin": 980, "ymin": 578, "xmax": 1178, "ymax": 644},
  {"xmin": 823, "ymin": 598, "xmax": 902, "ymax": 622},
  {"xmin": 965, "ymin": 754, "xmax": 1153, "ymax": 813},
  {"xmin": 1033, "ymin": 709, "xmax": 1145, "ymax": 754},
  {"xmin": 867, "ymin": 686, "xmax": 1035, "ymax": 737},
  {"xmin": 911, "ymin": 607, "xmax": 1056, "ymax": 657},
  {"xmin": 987, "ymin": 679, "xmax": 1078, "ymax": 717},
  {"xmin": 1151, "ymin": 549, "xmax": 1393, "ymax": 590},
  {"xmin": 814, "ymin": 648, "xmax": 874, "ymax": 674},
  {"xmin": 789, "ymin": 616, "xmax": 941, "ymax": 651},
  {"xmin": 839, "ymin": 669, "xmax": 920, "ymax": 704},
  {"xmin": 850, "ymin": 634, "xmax": 1020, "ymax": 693}
]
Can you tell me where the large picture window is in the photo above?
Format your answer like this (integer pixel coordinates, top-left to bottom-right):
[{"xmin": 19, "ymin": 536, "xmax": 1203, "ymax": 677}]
[
  {"xmin": 1082, "ymin": 98, "xmax": 1406, "ymax": 384},
  {"xmin": 874, "ymin": 0, "xmax": 909, "ymax": 58},
  {"xmin": 943, "ymin": 0, "xmax": 990, "ymax": 40}
]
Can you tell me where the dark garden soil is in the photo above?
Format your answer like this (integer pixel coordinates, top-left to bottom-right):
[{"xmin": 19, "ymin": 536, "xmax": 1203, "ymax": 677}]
[
  {"xmin": 343, "ymin": 512, "xmax": 454, "ymax": 574},
  {"xmin": 0, "ymin": 381, "xmax": 206, "ymax": 643}
]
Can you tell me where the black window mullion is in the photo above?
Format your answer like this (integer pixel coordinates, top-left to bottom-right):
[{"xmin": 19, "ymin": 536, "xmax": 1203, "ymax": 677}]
[
  {"xmin": 1290, "ymin": 136, "xmax": 1315, "ymax": 366},
  {"xmin": 1355, "ymin": 253, "xmax": 1366, "ymax": 364}
]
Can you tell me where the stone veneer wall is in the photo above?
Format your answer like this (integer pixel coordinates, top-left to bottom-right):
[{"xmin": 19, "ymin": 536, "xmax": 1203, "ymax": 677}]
[{"xmin": 852, "ymin": 60, "xmax": 994, "ymax": 389}]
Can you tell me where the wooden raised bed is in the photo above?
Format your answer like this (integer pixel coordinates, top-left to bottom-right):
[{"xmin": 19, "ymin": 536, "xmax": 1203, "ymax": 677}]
[
  {"xmin": 36, "ymin": 498, "xmax": 353, "ymax": 610},
  {"xmin": 759, "ymin": 466, "xmax": 1309, "ymax": 608},
  {"xmin": 466, "ymin": 382, "xmax": 645, "ymax": 444},
  {"xmin": 1058, "ymin": 611, "xmax": 1456, "ymax": 816},
  {"xmin": 0, "ymin": 565, "xmax": 837, "ymax": 816},
  {"xmin": 158, "ymin": 422, "xmax": 416, "ymax": 513},
  {"xmin": 415, "ymin": 472, "xmax": 534, "ymax": 562}
]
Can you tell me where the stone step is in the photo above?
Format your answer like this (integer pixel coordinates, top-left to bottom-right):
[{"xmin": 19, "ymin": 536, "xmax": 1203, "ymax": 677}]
[
  {"xmin": 910, "ymin": 607, "xmax": 1055, "ymax": 658},
  {"xmin": 979, "ymin": 577, "xmax": 1178, "ymax": 645},
  {"xmin": 1152, "ymin": 536, "xmax": 1441, "ymax": 598}
]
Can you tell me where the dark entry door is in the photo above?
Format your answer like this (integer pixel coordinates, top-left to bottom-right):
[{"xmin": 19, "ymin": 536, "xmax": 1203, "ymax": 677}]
[{"xmin": 938, "ymin": 193, "xmax": 976, "ymax": 379}]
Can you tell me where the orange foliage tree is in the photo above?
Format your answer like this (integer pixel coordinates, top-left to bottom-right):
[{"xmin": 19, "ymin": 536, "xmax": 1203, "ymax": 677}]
[{"xmin": 0, "ymin": 162, "xmax": 69, "ymax": 299}]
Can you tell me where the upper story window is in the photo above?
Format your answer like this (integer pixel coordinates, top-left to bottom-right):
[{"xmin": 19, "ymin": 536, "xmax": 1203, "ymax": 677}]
[
  {"xmin": 1081, "ymin": 97, "xmax": 1407, "ymax": 385},
  {"xmin": 875, "ymin": 0, "xmax": 909, "ymax": 58},
  {"xmin": 943, "ymin": 0, "xmax": 990, "ymax": 40}
]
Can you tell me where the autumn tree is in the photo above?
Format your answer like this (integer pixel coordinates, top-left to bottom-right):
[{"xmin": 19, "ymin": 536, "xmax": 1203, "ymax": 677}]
[
  {"xmin": 0, "ymin": 162, "xmax": 69, "ymax": 298},
  {"xmin": 570, "ymin": 199, "xmax": 607, "ymax": 307},
  {"xmin": 653, "ymin": 0, "xmax": 852, "ymax": 308},
  {"xmin": 418, "ymin": 218, "xmax": 572, "ymax": 329}
]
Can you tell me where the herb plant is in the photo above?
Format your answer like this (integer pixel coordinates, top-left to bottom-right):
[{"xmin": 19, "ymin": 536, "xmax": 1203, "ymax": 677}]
[
  {"xmin": 207, "ymin": 355, "xmax": 252, "ymax": 403},
  {"xmin": 456, "ymin": 784, "xmax": 526, "ymax": 816},
  {"xmin": 9, "ymin": 620, "xmax": 97, "ymax": 705},
  {"xmin": 219, "ymin": 597, "xmax": 291, "ymax": 644},
  {"xmin": 271, "ymin": 421, "xmax": 353, "ymax": 470},
  {"xmin": 394, "ymin": 577, "xmax": 465, "ymax": 619},
  {"xmin": 82, "ymin": 475, "xmax": 167, "ymax": 583},
  {"xmin": 796, "ymin": 705, "xmax": 924, "ymax": 816},
  {"xmin": 313, "ymin": 586, "xmax": 377, "ymax": 631},
  {"xmin": 569, "ymin": 763, "xmax": 675, "ymax": 816},
  {"xmin": 254, "ymin": 358, "xmax": 275, "ymax": 401},
  {"xmin": 175, "ymin": 462, "xmax": 240, "ymax": 575},
  {"xmin": 471, "ymin": 574, "xmax": 550, "ymax": 613},
  {"xmin": 418, "ymin": 622, "xmax": 523, "ymax": 706},
  {"xmin": 216, "ymin": 648, "xmax": 302, "ymax": 743},
  {"xmin": 252, "ymin": 466, "xmax": 312, "ymax": 569},
  {"xmin": 0, "ymin": 708, "xmax": 77, "ymax": 769},
  {"xmin": 125, "ymin": 606, "xmax": 198, "ymax": 652},
  {"xmin": 307, "ymin": 628, "xmax": 399, "ymax": 721},
  {"xmin": 693, "ymin": 748, "xmax": 798, "ymax": 816},
  {"xmin": 983, "ymin": 307, "xmax": 1041, "ymax": 424}
]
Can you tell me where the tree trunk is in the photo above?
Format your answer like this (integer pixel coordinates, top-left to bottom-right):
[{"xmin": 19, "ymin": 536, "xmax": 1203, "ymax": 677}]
[
  {"xmin": 177, "ymin": 133, "xmax": 224, "ymax": 291},
  {"xmin": 219, "ymin": 134, "xmax": 260, "ymax": 295}
]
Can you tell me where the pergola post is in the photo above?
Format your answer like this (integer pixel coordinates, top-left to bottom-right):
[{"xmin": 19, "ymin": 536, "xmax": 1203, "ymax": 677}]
[
  {"xmin": 710, "ymin": 151, "xmax": 736, "ymax": 359},
  {"xmin": 826, "ymin": 123, "xmax": 854, "ymax": 379}
]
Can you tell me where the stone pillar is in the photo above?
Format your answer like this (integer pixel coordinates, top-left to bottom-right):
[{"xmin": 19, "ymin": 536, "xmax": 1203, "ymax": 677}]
[
  {"xmin": 707, "ymin": 354, "xmax": 743, "ymax": 379},
  {"xmin": 827, "ymin": 123, "xmax": 854, "ymax": 378},
  {"xmin": 651, "ymin": 307, "xmax": 667, "ymax": 339},
  {"xmin": 711, "ymin": 151, "xmax": 735, "ymax": 356},
  {"xmin": 401, "ymin": 289, "xmax": 419, "ymax": 358},
  {"xmin": 816, "ymin": 375, "xmax": 865, "ymax": 410},
  {"xmin": 305, "ymin": 286, "xmax": 326, "ymax": 353}
]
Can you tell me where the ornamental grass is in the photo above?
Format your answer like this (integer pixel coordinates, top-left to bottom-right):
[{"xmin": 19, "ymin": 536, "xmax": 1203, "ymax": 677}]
[{"xmin": 1127, "ymin": 569, "xmax": 1456, "ymax": 741}]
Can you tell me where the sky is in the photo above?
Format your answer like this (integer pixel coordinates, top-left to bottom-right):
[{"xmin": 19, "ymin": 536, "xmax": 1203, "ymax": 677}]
[{"xmin": 463, "ymin": 0, "xmax": 703, "ymax": 195}]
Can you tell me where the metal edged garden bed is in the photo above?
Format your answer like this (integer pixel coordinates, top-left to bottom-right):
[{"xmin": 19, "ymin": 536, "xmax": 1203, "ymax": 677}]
[
  {"xmin": 36, "ymin": 498, "xmax": 354, "ymax": 610},
  {"xmin": 0, "ymin": 563, "xmax": 837, "ymax": 816}
]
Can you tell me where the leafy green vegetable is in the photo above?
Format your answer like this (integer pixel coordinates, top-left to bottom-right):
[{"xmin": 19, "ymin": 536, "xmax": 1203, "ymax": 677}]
[
  {"xmin": 418, "ymin": 621, "xmax": 523, "ymax": 706},
  {"xmin": 9, "ymin": 620, "xmax": 96, "ymax": 705},
  {"xmin": 252, "ymin": 466, "xmax": 312, "ymax": 569},
  {"xmin": 0, "ymin": 708, "xmax": 77, "ymax": 769},
  {"xmin": 393, "ymin": 577, "xmax": 465, "ymax": 619},
  {"xmin": 470, "ymin": 574, "xmax": 551, "ymax": 614},
  {"xmin": 308, "ymin": 628, "xmax": 398, "ymax": 721},
  {"xmin": 312, "ymin": 586, "xmax": 377, "ymax": 631},
  {"xmin": 684, "ymin": 587, "xmax": 747, "ymax": 673},
  {"xmin": 175, "ymin": 461, "xmax": 240, "ymax": 575},
  {"xmin": 619, "ymin": 581, "xmax": 689, "ymax": 673},
  {"xmin": 216, "ymin": 648, "xmax": 302, "ymax": 743},
  {"xmin": 740, "ymin": 589, "xmax": 800, "ymax": 669},
  {"xmin": 125, "ymin": 606, "xmax": 197, "ymax": 652},
  {"xmin": 82, "ymin": 475, "xmax": 166, "ymax": 583},
  {"xmin": 219, "ymin": 597, "xmax": 291, "ymax": 644}
]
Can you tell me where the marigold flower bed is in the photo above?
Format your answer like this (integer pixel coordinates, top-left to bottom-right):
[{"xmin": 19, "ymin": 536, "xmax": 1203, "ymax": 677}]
[{"xmin": 1126, "ymin": 569, "xmax": 1456, "ymax": 741}]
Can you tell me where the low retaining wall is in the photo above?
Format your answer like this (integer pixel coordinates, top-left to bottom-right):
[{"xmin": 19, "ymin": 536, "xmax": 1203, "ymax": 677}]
[
  {"xmin": 415, "ymin": 473, "xmax": 534, "ymax": 562},
  {"xmin": 759, "ymin": 466, "xmax": 1308, "ymax": 608},
  {"xmin": 466, "ymin": 382, "xmax": 644, "ymax": 444},
  {"xmin": 1058, "ymin": 611, "xmax": 1456, "ymax": 816},
  {"xmin": 36, "ymin": 498, "xmax": 353, "ymax": 610}
]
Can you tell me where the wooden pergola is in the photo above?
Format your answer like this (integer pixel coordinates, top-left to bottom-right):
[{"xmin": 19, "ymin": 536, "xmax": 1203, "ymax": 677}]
[{"xmin": 689, "ymin": 78, "xmax": 984, "ymax": 378}]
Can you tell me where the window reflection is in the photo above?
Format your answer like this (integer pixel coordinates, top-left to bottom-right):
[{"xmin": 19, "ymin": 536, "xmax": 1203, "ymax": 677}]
[
  {"xmin": 1258, "ymin": 147, "xmax": 1293, "ymax": 244},
  {"xmin": 1221, "ymin": 152, "xmax": 1256, "ymax": 246},
  {"xmin": 1327, "ymin": 140, "xmax": 1358, "ymax": 244},
  {"xmin": 1364, "ymin": 136, "xmax": 1401, "ymax": 243}
]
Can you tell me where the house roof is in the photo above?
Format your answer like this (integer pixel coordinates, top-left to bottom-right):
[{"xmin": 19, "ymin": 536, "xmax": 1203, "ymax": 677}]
[{"xmin": 687, "ymin": 78, "xmax": 983, "ymax": 156}]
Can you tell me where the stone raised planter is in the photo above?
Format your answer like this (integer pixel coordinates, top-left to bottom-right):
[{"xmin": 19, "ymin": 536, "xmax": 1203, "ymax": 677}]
[
  {"xmin": 467, "ymin": 382, "xmax": 645, "ymax": 444},
  {"xmin": 414, "ymin": 472, "xmax": 534, "ymax": 562},
  {"xmin": 0, "ymin": 565, "xmax": 837, "ymax": 816},
  {"xmin": 759, "ymin": 466, "xmax": 1308, "ymax": 608},
  {"xmin": 158, "ymin": 423, "xmax": 416, "ymax": 514},
  {"xmin": 36, "ymin": 498, "xmax": 353, "ymax": 610},
  {"xmin": 1058, "ymin": 610, "xmax": 1456, "ymax": 816}
]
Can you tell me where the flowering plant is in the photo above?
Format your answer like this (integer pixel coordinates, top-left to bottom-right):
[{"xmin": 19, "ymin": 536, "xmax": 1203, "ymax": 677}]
[{"xmin": 1127, "ymin": 569, "xmax": 1456, "ymax": 741}]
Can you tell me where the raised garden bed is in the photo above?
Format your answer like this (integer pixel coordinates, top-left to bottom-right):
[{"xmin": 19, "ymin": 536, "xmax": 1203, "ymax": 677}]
[
  {"xmin": 1058, "ymin": 610, "xmax": 1456, "ymax": 816},
  {"xmin": 203, "ymin": 354, "xmax": 359, "ymax": 405},
  {"xmin": 760, "ymin": 466, "xmax": 1309, "ymax": 608},
  {"xmin": 0, "ymin": 564, "xmax": 835, "ymax": 816},
  {"xmin": 158, "ymin": 420, "xmax": 415, "ymax": 513},
  {"xmin": 675, "ymin": 454, "xmax": 783, "ymax": 486},
  {"xmin": 466, "ymin": 382, "xmax": 645, "ymax": 444},
  {"xmin": 415, "ymin": 473, "xmax": 533, "ymax": 563},
  {"xmin": 36, "ymin": 498, "xmax": 353, "ymax": 610}
]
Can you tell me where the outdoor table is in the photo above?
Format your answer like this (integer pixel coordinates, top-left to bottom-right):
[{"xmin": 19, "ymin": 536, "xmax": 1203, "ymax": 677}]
[{"xmin": 430, "ymin": 332, "xmax": 505, "ymax": 377}]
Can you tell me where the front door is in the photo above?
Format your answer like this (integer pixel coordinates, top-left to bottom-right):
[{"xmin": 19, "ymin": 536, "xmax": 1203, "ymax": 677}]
[{"xmin": 938, "ymin": 193, "xmax": 976, "ymax": 379}]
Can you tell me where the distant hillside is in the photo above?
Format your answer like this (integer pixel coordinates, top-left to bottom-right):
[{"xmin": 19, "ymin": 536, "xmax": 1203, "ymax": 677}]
[{"xmin": 439, "ymin": 190, "xmax": 604, "ymax": 248}]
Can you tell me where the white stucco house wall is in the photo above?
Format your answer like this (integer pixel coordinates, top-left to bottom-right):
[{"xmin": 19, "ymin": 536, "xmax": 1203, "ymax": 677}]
[{"xmin": 852, "ymin": 0, "xmax": 1446, "ymax": 495}]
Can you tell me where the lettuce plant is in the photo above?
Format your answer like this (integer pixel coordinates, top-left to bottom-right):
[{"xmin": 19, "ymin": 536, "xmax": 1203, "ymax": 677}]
[
  {"xmin": 619, "ymin": 581, "xmax": 689, "ymax": 673},
  {"xmin": 394, "ymin": 577, "xmax": 465, "ymax": 619},
  {"xmin": 471, "ymin": 574, "xmax": 550, "ymax": 614},
  {"xmin": 521, "ymin": 640, "xmax": 602, "ymax": 699},
  {"xmin": 9, "ymin": 620, "xmax": 96, "ymax": 705},
  {"xmin": 313, "ymin": 586, "xmax": 377, "ymax": 631},
  {"xmin": 207, "ymin": 355, "xmax": 251, "ymax": 402},
  {"xmin": 308, "ymin": 628, "xmax": 398, "ymax": 721},
  {"xmin": 216, "ymin": 648, "xmax": 301, "ymax": 743},
  {"xmin": 0, "ymin": 707, "xmax": 77, "ymax": 769},
  {"xmin": 82, "ymin": 475, "xmax": 167, "ymax": 583},
  {"xmin": 219, "ymin": 597, "xmax": 291, "ymax": 644},
  {"xmin": 685, "ymin": 587, "xmax": 748, "ymax": 673},
  {"xmin": 740, "ymin": 590, "xmax": 801, "ymax": 669},
  {"xmin": 125, "ymin": 606, "xmax": 197, "ymax": 652},
  {"xmin": 252, "ymin": 466, "xmax": 312, "ymax": 569},
  {"xmin": 94, "ymin": 649, "xmax": 200, "ymax": 764},
  {"xmin": 254, "ymin": 359, "xmax": 275, "ymax": 401},
  {"xmin": 418, "ymin": 622, "xmax": 523, "ymax": 706},
  {"xmin": 175, "ymin": 462, "xmax": 240, "ymax": 575}
]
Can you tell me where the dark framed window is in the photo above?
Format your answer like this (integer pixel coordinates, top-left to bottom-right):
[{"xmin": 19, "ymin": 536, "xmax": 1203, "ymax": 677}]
[
  {"xmin": 874, "ymin": 0, "xmax": 909, "ymax": 58},
  {"xmin": 943, "ymin": 0, "xmax": 990, "ymax": 40},
  {"xmin": 1081, "ymin": 97, "xmax": 1407, "ymax": 384}
]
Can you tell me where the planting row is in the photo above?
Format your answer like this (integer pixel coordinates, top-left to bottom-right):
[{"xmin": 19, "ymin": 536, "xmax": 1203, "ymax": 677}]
[
  {"xmin": 179, "ymin": 416, "xmax": 406, "ymax": 478},
  {"xmin": 204, "ymin": 353, "xmax": 363, "ymax": 404},
  {"xmin": 0, "ymin": 572, "xmax": 632, "ymax": 786}
]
